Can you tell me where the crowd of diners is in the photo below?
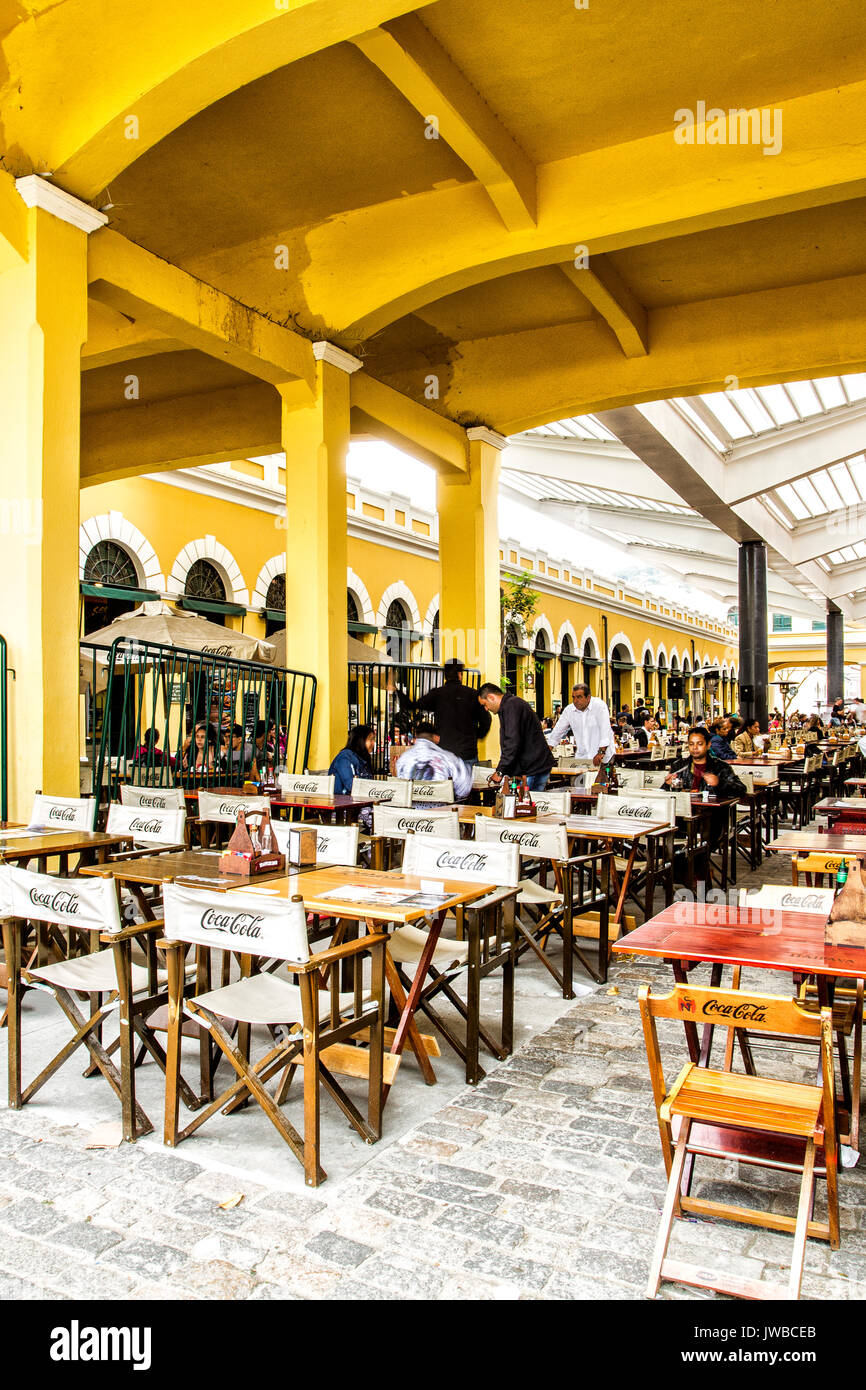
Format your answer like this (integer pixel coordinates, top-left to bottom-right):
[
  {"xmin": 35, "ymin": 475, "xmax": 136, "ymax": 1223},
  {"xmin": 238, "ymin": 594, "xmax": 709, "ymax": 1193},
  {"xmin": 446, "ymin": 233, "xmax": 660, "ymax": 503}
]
[{"xmin": 329, "ymin": 663, "xmax": 866, "ymax": 804}]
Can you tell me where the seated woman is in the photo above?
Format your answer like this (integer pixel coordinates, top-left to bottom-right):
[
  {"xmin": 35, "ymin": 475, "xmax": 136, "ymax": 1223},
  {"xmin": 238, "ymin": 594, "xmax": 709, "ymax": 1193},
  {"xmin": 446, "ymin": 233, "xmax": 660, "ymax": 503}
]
[
  {"xmin": 731, "ymin": 717, "xmax": 761, "ymax": 757},
  {"xmin": 329, "ymin": 724, "xmax": 375, "ymax": 794},
  {"xmin": 665, "ymin": 727, "xmax": 747, "ymax": 798},
  {"xmin": 131, "ymin": 726, "xmax": 174, "ymax": 769},
  {"xmin": 709, "ymin": 715, "xmax": 736, "ymax": 761},
  {"xmin": 632, "ymin": 710, "xmax": 653, "ymax": 747},
  {"xmin": 181, "ymin": 722, "xmax": 216, "ymax": 776}
]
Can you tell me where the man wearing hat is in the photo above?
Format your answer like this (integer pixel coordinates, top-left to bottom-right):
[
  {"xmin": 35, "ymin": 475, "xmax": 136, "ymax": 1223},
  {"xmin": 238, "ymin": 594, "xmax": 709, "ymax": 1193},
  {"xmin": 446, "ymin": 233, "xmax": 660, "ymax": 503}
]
[{"xmin": 414, "ymin": 658, "xmax": 491, "ymax": 765}]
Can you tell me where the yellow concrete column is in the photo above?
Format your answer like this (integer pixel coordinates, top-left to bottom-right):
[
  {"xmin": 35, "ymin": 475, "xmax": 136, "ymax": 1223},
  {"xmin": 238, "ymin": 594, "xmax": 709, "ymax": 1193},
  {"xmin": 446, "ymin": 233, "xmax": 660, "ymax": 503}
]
[
  {"xmin": 0, "ymin": 178, "xmax": 104, "ymax": 819},
  {"xmin": 438, "ymin": 427, "xmax": 505, "ymax": 759},
  {"xmin": 278, "ymin": 343, "xmax": 359, "ymax": 771}
]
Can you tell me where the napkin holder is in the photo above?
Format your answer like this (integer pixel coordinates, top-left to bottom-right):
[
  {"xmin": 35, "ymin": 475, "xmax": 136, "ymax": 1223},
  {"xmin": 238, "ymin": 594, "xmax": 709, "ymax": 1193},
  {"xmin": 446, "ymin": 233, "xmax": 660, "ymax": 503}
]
[{"xmin": 286, "ymin": 825, "xmax": 318, "ymax": 866}]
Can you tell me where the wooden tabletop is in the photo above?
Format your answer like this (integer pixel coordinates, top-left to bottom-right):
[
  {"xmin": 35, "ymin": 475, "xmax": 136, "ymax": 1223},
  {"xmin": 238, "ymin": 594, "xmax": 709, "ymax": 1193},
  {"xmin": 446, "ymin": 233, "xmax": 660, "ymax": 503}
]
[
  {"xmin": 611, "ymin": 901, "xmax": 866, "ymax": 979},
  {"xmin": 80, "ymin": 848, "xmax": 290, "ymax": 892},
  {"xmin": 845, "ymin": 779, "xmax": 866, "ymax": 788},
  {"xmin": 768, "ymin": 830, "xmax": 866, "ymax": 854},
  {"xmin": 814, "ymin": 797, "xmax": 866, "ymax": 813},
  {"xmin": 557, "ymin": 814, "xmax": 669, "ymax": 840},
  {"xmin": 233, "ymin": 866, "xmax": 496, "ymax": 924},
  {"xmin": 0, "ymin": 829, "xmax": 130, "ymax": 860}
]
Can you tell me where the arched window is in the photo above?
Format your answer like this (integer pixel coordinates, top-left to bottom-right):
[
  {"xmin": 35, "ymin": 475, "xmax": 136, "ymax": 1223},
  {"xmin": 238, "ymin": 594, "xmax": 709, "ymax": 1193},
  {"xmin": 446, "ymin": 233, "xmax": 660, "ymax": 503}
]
[
  {"xmin": 264, "ymin": 573, "xmax": 285, "ymax": 637},
  {"xmin": 430, "ymin": 609, "xmax": 440, "ymax": 664},
  {"xmin": 533, "ymin": 631, "xmax": 551, "ymax": 718},
  {"xmin": 384, "ymin": 598, "xmax": 411, "ymax": 662},
  {"xmin": 643, "ymin": 650, "xmax": 654, "ymax": 705},
  {"xmin": 81, "ymin": 541, "xmax": 140, "ymax": 636},
  {"xmin": 185, "ymin": 559, "xmax": 227, "ymax": 626},
  {"xmin": 559, "ymin": 633, "xmax": 575, "ymax": 710},
  {"xmin": 347, "ymin": 591, "xmax": 360, "ymax": 625},
  {"xmin": 84, "ymin": 541, "xmax": 138, "ymax": 589}
]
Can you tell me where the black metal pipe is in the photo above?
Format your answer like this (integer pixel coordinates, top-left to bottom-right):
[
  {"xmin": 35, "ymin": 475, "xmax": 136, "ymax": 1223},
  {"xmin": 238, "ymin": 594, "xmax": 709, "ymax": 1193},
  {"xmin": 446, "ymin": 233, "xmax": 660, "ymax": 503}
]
[{"xmin": 737, "ymin": 541, "xmax": 769, "ymax": 728}]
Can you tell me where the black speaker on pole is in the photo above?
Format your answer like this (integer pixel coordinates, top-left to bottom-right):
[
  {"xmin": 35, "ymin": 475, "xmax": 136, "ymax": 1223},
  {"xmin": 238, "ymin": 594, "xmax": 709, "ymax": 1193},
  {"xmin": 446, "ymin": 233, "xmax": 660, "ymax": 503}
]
[{"xmin": 667, "ymin": 675, "xmax": 685, "ymax": 699}]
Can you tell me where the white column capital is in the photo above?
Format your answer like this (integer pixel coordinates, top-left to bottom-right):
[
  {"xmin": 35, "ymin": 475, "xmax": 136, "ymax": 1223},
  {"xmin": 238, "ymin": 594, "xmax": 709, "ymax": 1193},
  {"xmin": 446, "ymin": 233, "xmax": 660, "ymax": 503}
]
[
  {"xmin": 312, "ymin": 341, "xmax": 363, "ymax": 374},
  {"xmin": 466, "ymin": 426, "xmax": 508, "ymax": 451},
  {"xmin": 15, "ymin": 176, "xmax": 108, "ymax": 234}
]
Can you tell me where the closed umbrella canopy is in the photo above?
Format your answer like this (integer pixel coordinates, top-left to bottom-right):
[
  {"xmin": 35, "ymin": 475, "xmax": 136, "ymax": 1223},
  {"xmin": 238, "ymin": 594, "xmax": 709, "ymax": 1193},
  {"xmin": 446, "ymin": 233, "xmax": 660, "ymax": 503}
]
[{"xmin": 80, "ymin": 603, "xmax": 274, "ymax": 664}]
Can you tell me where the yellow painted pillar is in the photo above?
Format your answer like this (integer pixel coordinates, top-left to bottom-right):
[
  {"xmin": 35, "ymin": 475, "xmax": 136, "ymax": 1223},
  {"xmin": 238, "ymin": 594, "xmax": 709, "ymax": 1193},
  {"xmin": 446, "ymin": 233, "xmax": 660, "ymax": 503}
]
[
  {"xmin": 0, "ymin": 179, "xmax": 104, "ymax": 819},
  {"xmin": 279, "ymin": 344, "xmax": 359, "ymax": 771},
  {"xmin": 438, "ymin": 427, "xmax": 505, "ymax": 760}
]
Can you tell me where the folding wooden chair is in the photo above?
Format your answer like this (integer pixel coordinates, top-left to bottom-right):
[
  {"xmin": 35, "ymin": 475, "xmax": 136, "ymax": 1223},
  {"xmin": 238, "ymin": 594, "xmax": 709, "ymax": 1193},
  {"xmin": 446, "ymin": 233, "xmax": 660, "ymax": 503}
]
[
  {"xmin": 527, "ymin": 789, "xmax": 571, "ymax": 816},
  {"xmin": 393, "ymin": 834, "xmax": 520, "ymax": 1084},
  {"xmin": 792, "ymin": 851, "xmax": 860, "ymax": 887},
  {"xmin": 370, "ymin": 804, "xmax": 460, "ymax": 870},
  {"xmin": 29, "ymin": 793, "xmax": 95, "ymax": 832},
  {"xmin": 1, "ymin": 863, "xmax": 190, "ymax": 1141},
  {"xmin": 105, "ymin": 803, "xmax": 188, "ymax": 860},
  {"xmin": 278, "ymin": 772, "xmax": 336, "ymax": 798},
  {"xmin": 597, "ymin": 790, "xmax": 676, "ymax": 919},
  {"xmin": 640, "ymin": 981, "xmax": 839, "ymax": 1300},
  {"xmin": 617, "ymin": 768, "xmax": 645, "ymax": 792},
  {"xmin": 474, "ymin": 817, "xmax": 610, "ymax": 993},
  {"xmin": 160, "ymin": 883, "xmax": 386, "ymax": 1186}
]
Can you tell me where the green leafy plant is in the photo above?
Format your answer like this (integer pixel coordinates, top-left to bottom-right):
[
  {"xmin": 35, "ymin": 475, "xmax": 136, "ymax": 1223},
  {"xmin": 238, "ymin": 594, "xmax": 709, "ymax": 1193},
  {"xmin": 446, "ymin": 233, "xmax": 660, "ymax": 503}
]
[{"xmin": 500, "ymin": 573, "xmax": 539, "ymax": 688}]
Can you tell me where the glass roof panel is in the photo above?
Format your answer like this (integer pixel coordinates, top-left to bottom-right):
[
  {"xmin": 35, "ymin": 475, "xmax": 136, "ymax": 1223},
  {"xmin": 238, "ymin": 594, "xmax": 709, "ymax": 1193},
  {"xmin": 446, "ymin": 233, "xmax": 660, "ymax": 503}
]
[
  {"xmin": 733, "ymin": 390, "xmax": 776, "ymax": 433},
  {"xmin": 828, "ymin": 462, "xmax": 860, "ymax": 507},
  {"xmin": 790, "ymin": 476, "xmax": 826, "ymax": 516},
  {"xmin": 847, "ymin": 455, "xmax": 866, "ymax": 497},
  {"xmin": 761, "ymin": 494, "xmax": 793, "ymax": 529},
  {"xmin": 810, "ymin": 470, "xmax": 844, "ymax": 512},
  {"xmin": 814, "ymin": 377, "xmax": 847, "ymax": 411},
  {"xmin": 756, "ymin": 384, "xmax": 800, "ymax": 426},
  {"xmin": 776, "ymin": 483, "xmax": 810, "ymax": 521},
  {"xmin": 842, "ymin": 374, "xmax": 866, "ymax": 401},
  {"xmin": 786, "ymin": 380, "xmax": 824, "ymax": 416},
  {"xmin": 698, "ymin": 392, "xmax": 753, "ymax": 439}
]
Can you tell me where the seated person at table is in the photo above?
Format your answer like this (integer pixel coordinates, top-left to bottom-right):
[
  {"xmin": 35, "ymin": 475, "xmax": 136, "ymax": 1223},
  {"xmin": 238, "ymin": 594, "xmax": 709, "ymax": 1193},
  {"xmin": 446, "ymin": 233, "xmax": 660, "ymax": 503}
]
[
  {"xmin": 664, "ymin": 727, "xmax": 747, "ymax": 799},
  {"xmin": 709, "ymin": 716, "xmax": 736, "ymax": 761},
  {"xmin": 329, "ymin": 724, "xmax": 375, "ymax": 794},
  {"xmin": 181, "ymin": 722, "xmax": 216, "ymax": 774},
  {"xmin": 132, "ymin": 726, "xmax": 174, "ymax": 768},
  {"xmin": 632, "ymin": 710, "xmax": 654, "ymax": 748},
  {"xmin": 221, "ymin": 723, "xmax": 251, "ymax": 780},
  {"xmin": 395, "ymin": 722, "xmax": 472, "ymax": 801},
  {"xmin": 616, "ymin": 712, "xmax": 634, "ymax": 741},
  {"xmin": 731, "ymin": 717, "xmax": 761, "ymax": 757}
]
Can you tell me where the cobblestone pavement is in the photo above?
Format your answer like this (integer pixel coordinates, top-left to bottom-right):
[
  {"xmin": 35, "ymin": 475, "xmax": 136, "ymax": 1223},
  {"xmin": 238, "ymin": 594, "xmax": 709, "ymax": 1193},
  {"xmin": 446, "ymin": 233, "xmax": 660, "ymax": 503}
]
[{"xmin": 2, "ymin": 842, "xmax": 866, "ymax": 1300}]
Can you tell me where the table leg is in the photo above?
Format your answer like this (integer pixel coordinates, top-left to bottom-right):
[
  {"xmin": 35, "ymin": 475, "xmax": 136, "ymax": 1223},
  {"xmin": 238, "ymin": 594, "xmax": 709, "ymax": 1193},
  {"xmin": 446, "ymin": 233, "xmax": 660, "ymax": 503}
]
[{"xmin": 3, "ymin": 921, "xmax": 22, "ymax": 1108}]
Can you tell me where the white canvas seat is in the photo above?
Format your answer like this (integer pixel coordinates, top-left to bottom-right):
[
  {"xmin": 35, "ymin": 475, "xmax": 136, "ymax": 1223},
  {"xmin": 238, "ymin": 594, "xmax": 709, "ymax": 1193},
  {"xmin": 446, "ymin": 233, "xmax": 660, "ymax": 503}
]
[
  {"xmin": 29, "ymin": 794, "xmax": 94, "ymax": 831},
  {"xmin": 161, "ymin": 883, "xmax": 387, "ymax": 1186},
  {"xmin": 270, "ymin": 820, "xmax": 359, "ymax": 867},
  {"xmin": 387, "ymin": 923, "xmax": 469, "ymax": 973},
  {"xmin": 28, "ymin": 950, "xmax": 152, "ymax": 994},
  {"xmin": 120, "ymin": 785, "xmax": 185, "ymax": 810},
  {"xmin": 278, "ymin": 772, "xmax": 336, "ymax": 797},
  {"xmin": 351, "ymin": 776, "xmax": 412, "ymax": 807}
]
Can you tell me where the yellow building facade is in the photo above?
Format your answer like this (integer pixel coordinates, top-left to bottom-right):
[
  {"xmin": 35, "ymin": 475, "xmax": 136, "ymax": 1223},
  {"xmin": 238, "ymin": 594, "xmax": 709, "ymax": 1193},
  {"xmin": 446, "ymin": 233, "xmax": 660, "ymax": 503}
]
[{"xmin": 79, "ymin": 459, "xmax": 739, "ymax": 735}]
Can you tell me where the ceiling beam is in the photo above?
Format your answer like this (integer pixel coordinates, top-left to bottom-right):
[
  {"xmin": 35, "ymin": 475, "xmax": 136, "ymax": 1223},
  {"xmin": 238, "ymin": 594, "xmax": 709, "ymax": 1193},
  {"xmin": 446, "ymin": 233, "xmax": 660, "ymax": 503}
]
[
  {"xmin": 503, "ymin": 440, "xmax": 685, "ymax": 504},
  {"xmin": 561, "ymin": 256, "xmax": 648, "ymax": 357},
  {"xmin": 81, "ymin": 382, "xmax": 281, "ymax": 486},
  {"xmin": 351, "ymin": 15, "xmax": 536, "ymax": 232},
  {"xmin": 790, "ymin": 507, "xmax": 865, "ymax": 565},
  {"xmin": 88, "ymin": 229, "xmax": 314, "ymax": 387},
  {"xmin": 723, "ymin": 402, "xmax": 866, "ymax": 503},
  {"xmin": 350, "ymin": 372, "xmax": 467, "ymax": 473}
]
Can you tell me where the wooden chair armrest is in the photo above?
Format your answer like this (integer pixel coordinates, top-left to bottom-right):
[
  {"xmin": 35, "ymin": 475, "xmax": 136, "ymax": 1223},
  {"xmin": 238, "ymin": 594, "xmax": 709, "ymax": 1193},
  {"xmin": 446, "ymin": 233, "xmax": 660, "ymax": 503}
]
[
  {"xmin": 562, "ymin": 850, "xmax": 614, "ymax": 868},
  {"xmin": 289, "ymin": 933, "xmax": 388, "ymax": 973},
  {"xmin": 107, "ymin": 842, "xmax": 186, "ymax": 862},
  {"xmin": 101, "ymin": 919, "xmax": 166, "ymax": 944}
]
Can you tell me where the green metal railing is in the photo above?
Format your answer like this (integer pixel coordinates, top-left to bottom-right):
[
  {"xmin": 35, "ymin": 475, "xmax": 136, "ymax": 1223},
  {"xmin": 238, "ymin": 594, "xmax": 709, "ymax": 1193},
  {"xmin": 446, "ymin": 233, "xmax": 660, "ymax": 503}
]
[
  {"xmin": 0, "ymin": 635, "xmax": 8, "ymax": 823},
  {"xmin": 84, "ymin": 638, "xmax": 316, "ymax": 818},
  {"xmin": 348, "ymin": 661, "xmax": 480, "ymax": 775}
]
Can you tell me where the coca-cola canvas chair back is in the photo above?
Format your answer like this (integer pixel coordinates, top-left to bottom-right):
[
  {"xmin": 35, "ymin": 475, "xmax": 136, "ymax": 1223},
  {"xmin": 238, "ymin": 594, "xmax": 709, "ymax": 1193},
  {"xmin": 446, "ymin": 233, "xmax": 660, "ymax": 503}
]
[
  {"xmin": 29, "ymin": 795, "xmax": 94, "ymax": 831},
  {"xmin": 642, "ymin": 770, "xmax": 669, "ymax": 790},
  {"xmin": 197, "ymin": 790, "xmax": 271, "ymax": 825},
  {"xmin": 474, "ymin": 816, "xmax": 569, "ymax": 862},
  {"xmin": 351, "ymin": 777, "xmax": 412, "ymax": 807},
  {"xmin": 163, "ymin": 883, "xmax": 310, "ymax": 963},
  {"xmin": 271, "ymin": 820, "xmax": 359, "ymax": 867},
  {"xmin": 372, "ymin": 805, "xmax": 460, "ymax": 840},
  {"xmin": 119, "ymin": 784, "xmax": 186, "ymax": 810},
  {"xmin": 618, "ymin": 769, "xmax": 645, "ymax": 791},
  {"xmin": 748, "ymin": 765, "xmax": 778, "ymax": 784},
  {"xmin": 528, "ymin": 790, "xmax": 571, "ymax": 816},
  {"xmin": 411, "ymin": 779, "xmax": 455, "ymax": 804},
  {"xmin": 471, "ymin": 764, "xmax": 495, "ymax": 789},
  {"xmin": 740, "ymin": 884, "xmax": 835, "ymax": 915},
  {"xmin": 402, "ymin": 835, "xmax": 519, "ymax": 888},
  {"xmin": 6, "ymin": 864, "xmax": 122, "ymax": 934},
  {"xmin": 106, "ymin": 803, "xmax": 187, "ymax": 847},
  {"xmin": 737, "ymin": 770, "xmax": 754, "ymax": 794},
  {"xmin": 597, "ymin": 792, "xmax": 676, "ymax": 828},
  {"xmin": 278, "ymin": 773, "xmax": 336, "ymax": 798}
]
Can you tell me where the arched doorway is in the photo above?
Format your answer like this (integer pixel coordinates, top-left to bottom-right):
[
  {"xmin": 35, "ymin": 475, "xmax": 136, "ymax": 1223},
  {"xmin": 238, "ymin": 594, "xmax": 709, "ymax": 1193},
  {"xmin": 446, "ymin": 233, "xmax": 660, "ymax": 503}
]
[
  {"xmin": 643, "ymin": 650, "xmax": 655, "ymax": 708},
  {"xmin": 383, "ymin": 598, "xmax": 412, "ymax": 664},
  {"xmin": 504, "ymin": 623, "xmax": 520, "ymax": 695},
  {"xmin": 81, "ymin": 541, "xmax": 141, "ymax": 635},
  {"xmin": 534, "ymin": 630, "xmax": 552, "ymax": 719},
  {"xmin": 582, "ymin": 638, "xmax": 601, "ymax": 695},
  {"xmin": 610, "ymin": 644, "xmax": 634, "ymax": 713},
  {"xmin": 559, "ymin": 634, "xmax": 576, "ymax": 710},
  {"xmin": 430, "ymin": 609, "xmax": 440, "ymax": 665}
]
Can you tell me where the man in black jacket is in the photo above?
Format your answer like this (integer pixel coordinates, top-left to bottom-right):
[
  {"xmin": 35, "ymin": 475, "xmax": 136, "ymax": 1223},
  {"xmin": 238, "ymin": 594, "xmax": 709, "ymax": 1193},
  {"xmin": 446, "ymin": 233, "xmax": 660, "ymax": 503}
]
[
  {"xmin": 415, "ymin": 659, "xmax": 491, "ymax": 764},
  {"xmin": 478, "ymin": 682, "xmax": 555, "ymax": 790}
]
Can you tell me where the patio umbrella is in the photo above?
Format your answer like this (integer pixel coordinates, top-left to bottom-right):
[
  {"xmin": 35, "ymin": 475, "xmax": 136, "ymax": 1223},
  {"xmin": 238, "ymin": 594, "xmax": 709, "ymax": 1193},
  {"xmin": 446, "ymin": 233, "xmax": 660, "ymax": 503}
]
[
  {"xmin": 267, "ymin": 629, "xmax": 392, "ymax": 671},
  {"xmin": 80, "ymin": 602, "xmax": 274, "ymax": 664}
]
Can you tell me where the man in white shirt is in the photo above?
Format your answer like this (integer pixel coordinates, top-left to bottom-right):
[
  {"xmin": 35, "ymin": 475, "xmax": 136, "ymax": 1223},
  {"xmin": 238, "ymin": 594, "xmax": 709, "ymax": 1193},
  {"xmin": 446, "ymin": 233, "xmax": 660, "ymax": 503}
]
[{"xmin": 546, "ymin": 682, "xmax": 615, "ymax": 766}]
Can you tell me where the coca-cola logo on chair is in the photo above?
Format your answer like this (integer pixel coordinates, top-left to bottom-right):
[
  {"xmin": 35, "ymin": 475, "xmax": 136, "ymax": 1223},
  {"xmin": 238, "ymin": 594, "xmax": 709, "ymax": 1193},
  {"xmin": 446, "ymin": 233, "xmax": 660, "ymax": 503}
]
[
  {"xmin": 29, "ymin": 887, "xmax": 79, "ymax": 914},
  {"xmin": 198, "ymin": 909, "xmax": 264, "ymax": 940},
  {"xmin": 47, "ymin": 807, "xmax": 76, "ymax": 823}
]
